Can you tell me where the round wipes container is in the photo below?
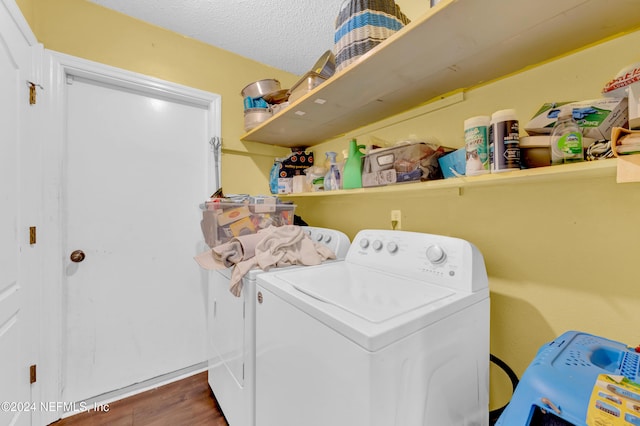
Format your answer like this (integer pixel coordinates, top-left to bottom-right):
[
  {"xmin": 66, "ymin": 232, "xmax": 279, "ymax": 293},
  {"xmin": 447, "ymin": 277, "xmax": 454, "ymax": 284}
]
[
  {"xmin": 489, "ymin": 109, "xmax": 521, "ymax": 172},
  {"xmin": 464, "ymin": 115, "xmax": 490, "ymax": 176}
]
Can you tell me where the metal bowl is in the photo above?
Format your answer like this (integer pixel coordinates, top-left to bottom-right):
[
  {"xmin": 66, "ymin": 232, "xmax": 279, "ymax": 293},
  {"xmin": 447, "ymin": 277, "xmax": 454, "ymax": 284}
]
[
  {"xmin": 263, "ymin": 89, "xmax": 289, "ymax": 104},
  {"xmin": 287, "ymin": 71, "xmax": 327, "ymax": 104},
  {"xmin": 311, "ymin": 50, "xmax": 336, "ymax": 79},
  {"xmin": 240, "ymin": 79, "xmax": 281, "ymax": 99},
  {"xmin": 244, "ymin": 107, "xmax": 272, "ymax": 132}
]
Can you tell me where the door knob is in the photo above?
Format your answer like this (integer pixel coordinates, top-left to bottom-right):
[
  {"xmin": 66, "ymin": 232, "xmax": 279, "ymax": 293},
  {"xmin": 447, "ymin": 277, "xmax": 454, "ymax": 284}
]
[{"xmin": 70, "ymin": 250, "xmax": 85, "ymax": 263}]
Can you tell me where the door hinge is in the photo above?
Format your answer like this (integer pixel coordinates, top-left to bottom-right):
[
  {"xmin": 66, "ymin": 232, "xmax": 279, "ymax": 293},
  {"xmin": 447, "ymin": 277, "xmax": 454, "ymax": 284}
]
[
  {"xmin": 29, "ymin": 364, "xmax": 36, "ymax": 384},
  {"xmin": 29, "ymin": 226, "xmax": 36, "ymax": 245},
  {"xmin": 26, "ymin": 81, "xmax": 43, "ymax": 105}
]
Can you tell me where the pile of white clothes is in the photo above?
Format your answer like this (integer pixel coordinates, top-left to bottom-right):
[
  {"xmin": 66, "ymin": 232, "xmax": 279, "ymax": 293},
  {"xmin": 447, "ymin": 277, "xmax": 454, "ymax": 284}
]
[{"xmin": 194, "ymin": 225, "xmax": 335, "ymax": 296}]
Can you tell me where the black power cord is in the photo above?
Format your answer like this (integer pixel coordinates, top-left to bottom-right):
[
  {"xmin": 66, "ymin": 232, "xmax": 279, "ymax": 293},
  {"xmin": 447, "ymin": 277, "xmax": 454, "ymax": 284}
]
[{"xmin": 489, "ymin": 354, "xmax": 520, "ymax": 426}]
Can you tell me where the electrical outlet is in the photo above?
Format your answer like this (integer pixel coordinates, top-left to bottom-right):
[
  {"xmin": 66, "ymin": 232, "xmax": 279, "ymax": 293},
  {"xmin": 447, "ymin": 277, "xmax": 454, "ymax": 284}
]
[{"xmin": 390, "ymin": 210, "xmax": 401, "ymax": 230}]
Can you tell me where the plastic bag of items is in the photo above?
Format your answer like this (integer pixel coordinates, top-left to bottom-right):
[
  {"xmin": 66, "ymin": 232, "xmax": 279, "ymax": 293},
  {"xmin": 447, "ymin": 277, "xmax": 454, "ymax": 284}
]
[
  {"xmin": 269, "ymin": 150, "xmax": 314, "ymax": 194},
  {"xmin": 602, "ymin": 62, "xmax": 640, "ymax": 98},
  {"xmin": 602, "ymin": 62, "xmax": 640, "ymax": 131},
  {"xmin": 334, "ymin": 0, "xmax": 410, "ymax": 72}
]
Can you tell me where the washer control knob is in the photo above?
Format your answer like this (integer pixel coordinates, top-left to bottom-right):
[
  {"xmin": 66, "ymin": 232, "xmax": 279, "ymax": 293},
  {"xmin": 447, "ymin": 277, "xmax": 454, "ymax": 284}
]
[
  {"xmin": 387, "ymin": 242, "xmax": 398, "ymax": 254},
  {"xmin": 315, "ymin": 233, "xmax": 323, "ymax": 242},
  {"xmin": 322, "ymin": 234, "xmax": 332, "ymax": 243},
  {"xmin": 359, "ymin": 238, "xmax": 370, "ymax": 249},
  {"xmin": 426, "ymin": 245, "xmax": 447, "ymax": 264},
  {"xmin": 372, "ymin": 240, "xmax": 383, "ymax": 251}
]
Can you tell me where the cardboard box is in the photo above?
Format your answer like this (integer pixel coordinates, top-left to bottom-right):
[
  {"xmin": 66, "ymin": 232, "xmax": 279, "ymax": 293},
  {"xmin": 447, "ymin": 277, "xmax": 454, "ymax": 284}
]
[
  {"xmin": 277, "ymin": 178, "xmax": 292, "ymax": 194},
  {"xmin": 524, "ymin": 98, "xmax": 628, "ymax": 140}
]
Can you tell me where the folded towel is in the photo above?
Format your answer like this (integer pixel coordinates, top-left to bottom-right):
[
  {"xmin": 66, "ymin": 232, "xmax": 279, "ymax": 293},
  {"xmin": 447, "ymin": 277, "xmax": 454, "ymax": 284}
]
[{"xmin": 194, "ymin": 232, "xmax": 265, "ymax": 270}]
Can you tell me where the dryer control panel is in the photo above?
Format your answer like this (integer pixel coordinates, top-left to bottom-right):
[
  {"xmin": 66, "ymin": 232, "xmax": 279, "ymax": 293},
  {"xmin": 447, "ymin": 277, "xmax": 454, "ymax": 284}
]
[
  {"xmin": 347, "ymin": 230, "xmax": 488, "ymax": 293},
  {"xmin": 302, "ymin": 227, "xmax": 351, "ymax": 259}
]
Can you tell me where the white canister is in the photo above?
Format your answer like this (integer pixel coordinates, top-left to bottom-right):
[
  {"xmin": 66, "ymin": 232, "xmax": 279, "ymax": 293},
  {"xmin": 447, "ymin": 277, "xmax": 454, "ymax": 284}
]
[
  {"xmin": 464, "ymin": 115, "xmax": 490, "ymax": 176},
  {"xmin": 489, "ymin": 109, "xmax": 521, "ymax": 172}
]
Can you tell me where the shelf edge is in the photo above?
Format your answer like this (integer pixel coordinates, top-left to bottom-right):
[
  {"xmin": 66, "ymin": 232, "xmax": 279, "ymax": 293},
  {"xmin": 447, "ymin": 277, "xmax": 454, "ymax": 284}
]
[{"xmin": 279, "ymin": 159, "xmax": 618, "ymax": 198}]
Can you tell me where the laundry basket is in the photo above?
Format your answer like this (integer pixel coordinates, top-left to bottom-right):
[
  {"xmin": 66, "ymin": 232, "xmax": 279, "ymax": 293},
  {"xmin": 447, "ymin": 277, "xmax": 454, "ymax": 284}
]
[{"xmin": 334, "ymin": 0, "xmax": 410, "ymax": 72}]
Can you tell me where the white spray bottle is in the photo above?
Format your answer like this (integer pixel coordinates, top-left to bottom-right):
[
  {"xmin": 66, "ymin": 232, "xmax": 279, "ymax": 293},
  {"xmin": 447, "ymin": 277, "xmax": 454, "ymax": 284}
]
[{"xmin": 324, "ymin": 151, "xmax": 341, "ymax": 191}]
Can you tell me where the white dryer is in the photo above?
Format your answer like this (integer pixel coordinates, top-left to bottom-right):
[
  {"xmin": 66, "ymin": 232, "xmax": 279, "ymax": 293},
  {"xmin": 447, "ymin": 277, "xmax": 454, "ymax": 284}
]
[
  {"xmin": 255, "ymin": 229, "xmax": 490, "ymax": 426},
  {"xmin": 207, "ymin": 226, "xmax": 350, "ymax": 426}
]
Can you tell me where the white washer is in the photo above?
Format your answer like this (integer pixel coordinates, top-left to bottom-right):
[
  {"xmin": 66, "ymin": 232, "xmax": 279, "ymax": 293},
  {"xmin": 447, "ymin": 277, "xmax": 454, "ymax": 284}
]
[
  {"xmin": 207, "ymin": 226, "xmax": 350, "ymax": 426},
  {"xmin": 255, "ymin": 229, "xmax": 490, "ymax": 426}
]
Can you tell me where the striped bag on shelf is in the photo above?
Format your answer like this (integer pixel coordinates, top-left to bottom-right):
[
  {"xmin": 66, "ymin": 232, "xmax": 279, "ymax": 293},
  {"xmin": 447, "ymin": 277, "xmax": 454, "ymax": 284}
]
[{"xmin": 334, "ymin": 0, "xmax": 410, "ymax": 72}]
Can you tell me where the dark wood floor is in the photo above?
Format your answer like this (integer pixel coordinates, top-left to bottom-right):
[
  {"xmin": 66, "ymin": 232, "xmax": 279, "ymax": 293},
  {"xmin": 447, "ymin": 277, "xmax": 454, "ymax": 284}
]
[{"xmin": 49, "ymin": 372, "xmax": 228, "ymax": 426}]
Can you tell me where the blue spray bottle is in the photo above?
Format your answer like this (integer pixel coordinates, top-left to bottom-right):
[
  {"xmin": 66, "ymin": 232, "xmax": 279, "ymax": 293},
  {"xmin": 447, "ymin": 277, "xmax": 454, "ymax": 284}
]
[{"xmin": 324, "ymin": 151, "xmax": 341, "ymax": 191}]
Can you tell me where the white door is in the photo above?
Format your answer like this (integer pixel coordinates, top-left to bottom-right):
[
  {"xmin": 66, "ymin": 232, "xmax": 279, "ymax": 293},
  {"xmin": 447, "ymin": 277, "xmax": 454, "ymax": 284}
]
[
  {"xmin": 42, "ymin": 52, "xmax": 220, "ymax": 407},
  {"xmin": 0, "ymin": 1, "xmax": 40, "ymax": 426}
]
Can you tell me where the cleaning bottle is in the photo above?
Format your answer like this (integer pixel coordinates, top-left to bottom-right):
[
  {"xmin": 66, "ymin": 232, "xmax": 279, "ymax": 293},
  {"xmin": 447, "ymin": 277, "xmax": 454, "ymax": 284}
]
[
  {"xmin": 342, "ymin": 139, "xmax": 366, "ymax": 189},
  {"xmin": 550, "ymin": 106, "xmax": 583, "ymax": 165},
  {"xmin": 324, "ymin": 151, "xmax": 341, "ymax": 191}
]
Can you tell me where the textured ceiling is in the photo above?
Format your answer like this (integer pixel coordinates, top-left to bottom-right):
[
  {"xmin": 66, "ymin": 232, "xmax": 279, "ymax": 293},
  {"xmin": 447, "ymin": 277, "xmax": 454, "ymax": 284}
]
[{"xmin": 88, "ymin": 0, "xmax": 349, "ymax": 76}]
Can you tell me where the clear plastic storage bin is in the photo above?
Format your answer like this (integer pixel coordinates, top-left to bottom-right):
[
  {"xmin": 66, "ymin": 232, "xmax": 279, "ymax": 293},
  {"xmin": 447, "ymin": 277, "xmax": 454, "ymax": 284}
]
[{"xmin": 200, "ymin": 201, "xmax": 296, "ymax": 248}]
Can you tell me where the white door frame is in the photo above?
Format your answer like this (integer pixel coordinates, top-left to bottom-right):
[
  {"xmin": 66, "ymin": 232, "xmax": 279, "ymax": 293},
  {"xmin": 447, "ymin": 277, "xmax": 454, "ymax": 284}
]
[
  {"xmin": 1, "ymin": 0, "xmax": 43, "ymax": 425},
  {"xmin": 39, "ymin": 50, "xmax": 221, "ymax": 423}
]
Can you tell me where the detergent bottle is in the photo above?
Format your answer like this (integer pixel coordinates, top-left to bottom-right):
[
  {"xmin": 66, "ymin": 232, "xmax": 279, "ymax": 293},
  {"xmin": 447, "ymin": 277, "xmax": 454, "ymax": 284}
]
[
  {"xmin": 342, "ymin": 139, "xmax": 366, "ymax": 189},
  {"xmin": 324, "ymin": 151, "xmax": 341, "ymax": 191},
  {"xmin": 550, "ymin": 106, "xmax": 583, "ymax": 165}
]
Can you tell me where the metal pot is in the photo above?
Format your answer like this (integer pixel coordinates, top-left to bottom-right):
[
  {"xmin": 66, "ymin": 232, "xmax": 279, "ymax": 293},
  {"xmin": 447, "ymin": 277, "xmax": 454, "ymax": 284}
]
[
  {"xmin": 241, "ymin": 79, "xmax": 281, "ymax": 99},
  {"xmin": 244, "ymin": 107, "xmax": 272, "ymax": 132}
]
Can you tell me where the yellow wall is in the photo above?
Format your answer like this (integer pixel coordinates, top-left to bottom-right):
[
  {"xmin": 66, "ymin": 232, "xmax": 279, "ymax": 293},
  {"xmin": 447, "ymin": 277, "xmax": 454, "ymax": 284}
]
[
  {"xmin": 17, "ymin": 0, "xmax": 640, "ymax": 411},
  {"xmin": 285, "ymin": 29, "xmax": 640, "ymax": 407}
]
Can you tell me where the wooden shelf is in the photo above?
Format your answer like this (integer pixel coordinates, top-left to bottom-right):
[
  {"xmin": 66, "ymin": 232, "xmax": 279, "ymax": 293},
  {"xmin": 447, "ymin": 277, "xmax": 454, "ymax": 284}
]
[
  {"xmin": 279, "ymin": 159, "xmax": 619, "ymax": 198},
  {"xmin": 241, "ymin": 0, "xmax": 640, "ymax": 148}
]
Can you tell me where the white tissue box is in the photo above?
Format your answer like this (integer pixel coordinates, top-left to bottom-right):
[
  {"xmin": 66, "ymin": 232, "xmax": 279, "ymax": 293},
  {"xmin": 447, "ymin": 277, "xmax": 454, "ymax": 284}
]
[{"xmin": 525, "ymin": 98, "xmax": 628, "ymax": 140}]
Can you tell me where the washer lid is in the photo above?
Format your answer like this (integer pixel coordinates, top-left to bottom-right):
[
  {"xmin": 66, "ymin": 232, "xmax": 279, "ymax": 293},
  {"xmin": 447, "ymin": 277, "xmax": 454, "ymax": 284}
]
[{"xmin": 280, "ymin": 264, "xmax": 454, "ymax": 323}]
